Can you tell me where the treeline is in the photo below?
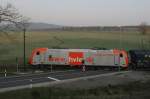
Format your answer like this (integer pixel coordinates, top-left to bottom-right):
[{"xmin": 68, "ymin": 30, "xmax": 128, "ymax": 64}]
[
  {"xmin": 61, "ymin": 26, "xmax": 140, "ymax": 32},
  {"xmin": 29, "ymin": 25, "xmax": 150, "ymax": 33},
  {"xmin": 31, "ymin": 26, "xmax": 150, "ymax": 32}
]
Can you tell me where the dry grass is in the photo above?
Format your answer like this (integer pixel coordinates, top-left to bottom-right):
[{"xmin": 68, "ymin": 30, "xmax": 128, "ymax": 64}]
[{"xmin": 0, "ymin": 80, "xmax": 150, "ymax": 99}]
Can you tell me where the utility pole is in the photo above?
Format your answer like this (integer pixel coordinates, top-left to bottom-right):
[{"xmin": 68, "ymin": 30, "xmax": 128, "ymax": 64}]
[
  {"xmin": 119, "ymin": 26, "xmax": 122, "ymax": 49},
  {"xmin": 23, "ymin": 28, "xmax": 26, "ymax": 71}
]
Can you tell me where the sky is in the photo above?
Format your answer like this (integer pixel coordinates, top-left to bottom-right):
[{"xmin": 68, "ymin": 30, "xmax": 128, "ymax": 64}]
[{"xmin": 1, "ymin": 0, "xmax": 150, "ymax": 26}]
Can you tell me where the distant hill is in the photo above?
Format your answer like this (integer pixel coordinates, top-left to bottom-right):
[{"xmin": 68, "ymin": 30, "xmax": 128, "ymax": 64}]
[
  {"xmin": 28, "ymin": 22, "xmax": 62, "ymax": 31},
  {"xmin": 1, "ymin": 22, "xmax": 150, "ymax": 32}
]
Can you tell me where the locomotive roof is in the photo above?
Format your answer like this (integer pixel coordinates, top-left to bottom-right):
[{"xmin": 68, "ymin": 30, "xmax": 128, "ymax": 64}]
[{"xmin": 47, "ymin": 48, "xmax": 114, "ymax": 52}]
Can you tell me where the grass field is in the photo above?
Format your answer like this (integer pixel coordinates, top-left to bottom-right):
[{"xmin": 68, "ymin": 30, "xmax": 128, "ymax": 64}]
[
  {"xmin": 0, "ymin": 80, "xmax": 150, "ymax": 99},
  {"xmin": 0, "ymin": 30, "xmax": 150, "ymax": 68}
]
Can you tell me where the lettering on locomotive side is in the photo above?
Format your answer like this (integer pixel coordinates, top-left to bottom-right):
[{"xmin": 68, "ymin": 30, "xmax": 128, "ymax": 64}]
[
  {"xmin": 69, "ymin": 52, "xmax": 83, "ymax": 65},
  {"xmin": 68, "ymin": 57, "xmax": 83, "ymax": 63},
  {"xmin": 48, "ymin": 52, "xmax": 94, "ymax": 65},
  {"xmin": 49, "ymin": 57, "xmax": 65, "ymax": 62}
]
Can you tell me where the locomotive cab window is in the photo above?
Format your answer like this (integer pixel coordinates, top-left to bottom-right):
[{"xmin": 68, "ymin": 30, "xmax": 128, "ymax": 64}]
[
  {"xmin": 36, "ymin": 51, "xmax": 40, "ymax": 55},
  {"xmin": 120, "ymin": 53, "xmax": 123, "ymax": 57}
]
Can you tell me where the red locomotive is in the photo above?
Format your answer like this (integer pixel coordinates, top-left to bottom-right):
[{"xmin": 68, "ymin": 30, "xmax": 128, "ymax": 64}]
[{"xmin": 29, "ymin": 48, "xmax": 129, "ymax": 69}]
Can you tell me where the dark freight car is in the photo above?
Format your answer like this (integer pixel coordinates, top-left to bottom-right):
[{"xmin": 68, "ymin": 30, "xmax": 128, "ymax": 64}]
[{"xmin": 129, "ymin": 50, "xmax": 150, "ymax": 68}]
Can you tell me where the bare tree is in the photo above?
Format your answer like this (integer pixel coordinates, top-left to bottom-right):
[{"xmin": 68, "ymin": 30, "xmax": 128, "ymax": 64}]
[
  {"xmin": 0, "ymin": 3, "xmax": 30, "ymax": 69},
  {"xmin": 0, "ymin": 3, "xmax": 29, "ymax": 39}
]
